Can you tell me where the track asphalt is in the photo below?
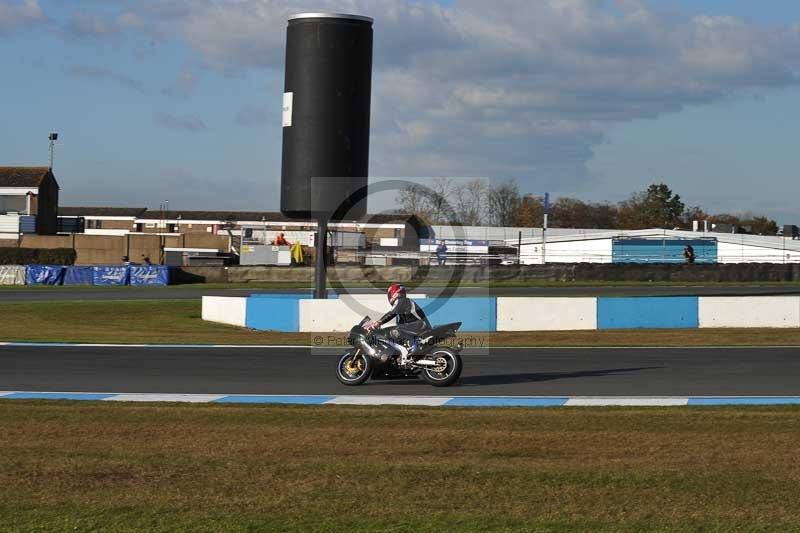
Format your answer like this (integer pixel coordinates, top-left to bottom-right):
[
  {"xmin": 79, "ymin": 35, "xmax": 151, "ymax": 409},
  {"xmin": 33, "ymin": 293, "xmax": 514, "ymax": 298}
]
[{"xmin": 1, "ymin": 345, "xmax": 798, "ymax": 397}]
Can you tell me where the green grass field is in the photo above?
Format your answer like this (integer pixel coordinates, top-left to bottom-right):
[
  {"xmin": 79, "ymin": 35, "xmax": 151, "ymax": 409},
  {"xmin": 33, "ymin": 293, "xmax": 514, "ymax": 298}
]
[
  {"xmin": 1, "ymin": 299, "xmax": 800, "ymax": 346},
  {"xmin": 1, "ymin": 401, "xmax": 799, "ymax": 531}
]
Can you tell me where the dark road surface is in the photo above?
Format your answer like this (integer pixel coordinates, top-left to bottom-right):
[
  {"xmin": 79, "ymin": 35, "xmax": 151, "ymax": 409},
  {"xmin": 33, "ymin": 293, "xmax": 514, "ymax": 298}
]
[{"xmin": 2, "ymin": 345, "xmax": 798, "ymax": 396}]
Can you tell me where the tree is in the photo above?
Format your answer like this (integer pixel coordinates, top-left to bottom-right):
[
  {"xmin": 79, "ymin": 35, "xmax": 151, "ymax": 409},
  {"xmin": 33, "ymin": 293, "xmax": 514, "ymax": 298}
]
[
  {"xmin": 516, "ymin": 194, "xmax": 543, "ymax": 228},
  {"xmin": 485, "ymin": 179, "xmax": 521, "ymax": 227},
  {"xmin": 395, "ymin": 178, "xmax": 458, "ymax": 225},
  {"xmin": 396, "ymin": 183, "xmax": 430, "ymax": 218},
  {"xmin": 617, "ymin": 183, "xmax": 685, "ymax": 229},
  {"xmin": 738, "ymin": 214, "xmax": 779, "ymax": 235},
  {"xmin": 451, "ymin": 179, "xmax": 487, "ymax": 226},
  {"xmin": 586, "ymin": 202, "xmax": 618, "ymax": 229},
  {"xmin": 681, "ymin": 206, "xmax": 709, "ymax": 228}
]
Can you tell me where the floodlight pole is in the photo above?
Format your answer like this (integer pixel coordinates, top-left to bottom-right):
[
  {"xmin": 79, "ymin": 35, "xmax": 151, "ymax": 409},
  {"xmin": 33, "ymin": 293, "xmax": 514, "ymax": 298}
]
[
  {"xmin": 542, "ymin": 192, "xmax": 550, "ymax": 265},
  {"xmin": 314, "ymin": 218, "xmax": 329, "ymax": 299},
  {"xmin": 48, "ymin": 132, "xmax": 58, "ymax": 170}
]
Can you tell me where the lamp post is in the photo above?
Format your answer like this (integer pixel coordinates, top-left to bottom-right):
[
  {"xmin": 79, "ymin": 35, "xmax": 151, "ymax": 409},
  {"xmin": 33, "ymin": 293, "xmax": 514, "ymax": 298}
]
[{"xmin": 48, "ymin": 132, "xmax": 58, "ymax": 170}]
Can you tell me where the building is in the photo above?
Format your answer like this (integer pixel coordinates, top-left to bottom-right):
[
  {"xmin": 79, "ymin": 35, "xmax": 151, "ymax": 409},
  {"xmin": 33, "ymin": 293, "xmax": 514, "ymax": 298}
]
[
  {"xmin": 0, "ymin": 167, "xmax": 59, "ymax": 239},
  {"xmin": 58, "ymin": 206, "xmax": 147, "ymax": 235},
  {"xmin": 49, "ymin": 207, "xmax": 426, "ymax": 265},
  {"xmin": 57, "ymin": 208, "xmax": 423, "ymax": 243},
  {"xmin": 514, "ymin": 228, "xmax": 800, "ymax": 264}
]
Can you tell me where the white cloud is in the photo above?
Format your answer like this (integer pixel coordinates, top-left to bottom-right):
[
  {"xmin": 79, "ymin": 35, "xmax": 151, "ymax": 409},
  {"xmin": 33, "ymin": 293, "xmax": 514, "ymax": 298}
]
[
  {"xmin": 0, "ymin": 0, "xmax": 45, "ymax": 34},
  {"xmin": 67, "ymin": 64, "xmax": 146, "ymax": 93},
  {"xmin": 163, "ymin": 64, "xmax": 202, "ymax": 99},
  {"xmin": 155, "ymin": 112, "xmax": 206, "ymax": 131},
  {"xmin": 51, "ymin": 0, "xmax": 800, "ymax": 193}
]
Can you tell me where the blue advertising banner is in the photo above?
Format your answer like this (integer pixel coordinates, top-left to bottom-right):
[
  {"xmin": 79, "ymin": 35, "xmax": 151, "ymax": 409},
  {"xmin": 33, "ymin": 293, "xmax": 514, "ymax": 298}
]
[
  {"xmin": 63, "ymin": 266, "xmax": 94, "ymax": 285},
  {"xmin": 92, "ymin": 266, "xmax": 130, "ymax": 286},
  {"xmin": 25, "ymin": 265, "xmax": 65, "ymax": 285},
  {"xmin": 129, "ymin": 266, "xmax": 171, "ymax": 286}
]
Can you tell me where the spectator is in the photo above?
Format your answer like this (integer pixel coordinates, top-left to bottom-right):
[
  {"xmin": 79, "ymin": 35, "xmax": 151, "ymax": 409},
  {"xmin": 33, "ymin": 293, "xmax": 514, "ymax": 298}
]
[
  {"xmin": 275, "ymin": 232, "xmax": 289, "ymax": 246},
  {"xmin": 683, "ymin": 245, "xmax": 696, "ymax": 264},
  {"xmin": 142, "ymin": 256, "xmax": 153, "ymax": 265},
  {"xmin": 122, "ymin": 255, "xmax": 132, "ymax": 266},
  {"xmin": 436, "ymin": 240, "xmax": 448, "ymax": 266}
]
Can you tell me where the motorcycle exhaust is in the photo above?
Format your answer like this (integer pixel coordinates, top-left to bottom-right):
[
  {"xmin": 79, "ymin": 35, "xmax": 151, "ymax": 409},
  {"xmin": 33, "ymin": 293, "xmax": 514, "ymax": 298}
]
[{"xmin": 355, "ymin": 336, "xmax": 389, "ymax": 363}]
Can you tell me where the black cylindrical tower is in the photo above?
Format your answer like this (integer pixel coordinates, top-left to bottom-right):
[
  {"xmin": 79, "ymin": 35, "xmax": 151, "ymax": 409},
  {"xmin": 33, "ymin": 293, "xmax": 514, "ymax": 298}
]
[{"xmin": 280, "ymin": 12, "xmax": 373, "ymax": 221}]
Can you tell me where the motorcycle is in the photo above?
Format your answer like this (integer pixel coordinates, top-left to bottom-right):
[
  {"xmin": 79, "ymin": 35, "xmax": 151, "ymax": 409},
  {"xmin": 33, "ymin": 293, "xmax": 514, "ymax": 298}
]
[{"xmin": 335, "ymin": 316, "xmax": 464, "ymax": 387}]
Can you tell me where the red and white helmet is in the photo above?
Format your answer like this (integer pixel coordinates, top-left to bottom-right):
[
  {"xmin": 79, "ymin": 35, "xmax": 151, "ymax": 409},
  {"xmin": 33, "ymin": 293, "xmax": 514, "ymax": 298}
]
[{"xmin": 387, "ymin": 283, "xmax": 405, "ymax": 304}]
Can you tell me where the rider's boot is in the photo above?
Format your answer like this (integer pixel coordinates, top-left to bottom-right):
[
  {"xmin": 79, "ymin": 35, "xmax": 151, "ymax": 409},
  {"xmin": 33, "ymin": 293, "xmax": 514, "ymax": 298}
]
[{"xmin": 408, "ymin": 338, "xmax": 421, "ymax": 356}]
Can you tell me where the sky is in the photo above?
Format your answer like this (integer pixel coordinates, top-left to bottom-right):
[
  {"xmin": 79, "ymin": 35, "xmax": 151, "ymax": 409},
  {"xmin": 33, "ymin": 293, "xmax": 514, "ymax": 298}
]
[{"xmin": 1, "ymin": 0, "xmax": 799, "ymax": 222}]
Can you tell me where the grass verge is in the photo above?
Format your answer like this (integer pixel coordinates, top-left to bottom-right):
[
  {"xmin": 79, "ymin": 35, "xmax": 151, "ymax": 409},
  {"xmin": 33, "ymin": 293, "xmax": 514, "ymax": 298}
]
[
  {"xmin": 1, "ymin": 401, "xmax": 800, "ymax": 531},
  {"xmin": 1, "ymin": 299, "xmax": 800, "ymax": 346}
]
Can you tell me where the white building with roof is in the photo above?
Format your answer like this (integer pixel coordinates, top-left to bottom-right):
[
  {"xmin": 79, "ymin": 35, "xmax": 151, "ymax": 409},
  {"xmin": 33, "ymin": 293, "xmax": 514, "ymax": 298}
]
[{"xmin": 510, "ymin": 228, "xmax": 800, "ymax": 265}]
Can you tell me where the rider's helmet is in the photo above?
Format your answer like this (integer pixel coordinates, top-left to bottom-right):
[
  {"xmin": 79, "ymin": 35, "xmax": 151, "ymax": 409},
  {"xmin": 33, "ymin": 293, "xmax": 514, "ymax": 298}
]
[{"xmin": 387, "ymin": 283, "xmax": 405, "ymax": 304}]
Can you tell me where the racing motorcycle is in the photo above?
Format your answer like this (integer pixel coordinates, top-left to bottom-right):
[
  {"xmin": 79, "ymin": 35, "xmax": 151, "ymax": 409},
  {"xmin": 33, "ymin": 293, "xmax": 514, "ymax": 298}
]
[{"xmin": 335, "ymin": 316, "xmax": 463, "ymax": 387}]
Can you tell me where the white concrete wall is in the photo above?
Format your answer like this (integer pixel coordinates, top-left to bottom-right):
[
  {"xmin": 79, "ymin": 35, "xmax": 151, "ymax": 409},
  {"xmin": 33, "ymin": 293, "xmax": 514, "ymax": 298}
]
[
  {"xmin": 299, "ymin": 300, "xmax": 376, "ymax": 332},
  {"xmin": 299, "ymin": 295, "xmax": 426, "ymax": 332},
  {"xmin": 201, "ymin": 296, "xmax": 247, "ymax": 328},
  {"xmin": 699, "ymin": 296, "xmax": 800, "ymax": 328},
  {"xmin": 496, "ymin": 297, "xmax": 597, "ymax": 331},
  {"xmin": 520, "ymin": 239, "xmax": 613, "ymax": 265},
  {"xmin": 717, "ymin": 241, "xmax": 800, "ymax": 264}
]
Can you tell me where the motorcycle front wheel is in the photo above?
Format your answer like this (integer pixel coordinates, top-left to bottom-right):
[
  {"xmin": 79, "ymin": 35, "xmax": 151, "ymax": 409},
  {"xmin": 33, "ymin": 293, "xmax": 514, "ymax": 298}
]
[
  {"xmin": 336, "ymin": 350, "xmax": 372, "ymax": 386},
  {"xmin": 420, "ymin": 348, "xmax": 462, "ymax": 387}
]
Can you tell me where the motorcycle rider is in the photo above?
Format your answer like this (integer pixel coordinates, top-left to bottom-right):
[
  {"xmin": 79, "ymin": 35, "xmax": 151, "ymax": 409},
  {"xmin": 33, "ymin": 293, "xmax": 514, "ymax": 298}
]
[{"xmin": 367, "ymin": 283, "xmax": 430, "ymax": 356}]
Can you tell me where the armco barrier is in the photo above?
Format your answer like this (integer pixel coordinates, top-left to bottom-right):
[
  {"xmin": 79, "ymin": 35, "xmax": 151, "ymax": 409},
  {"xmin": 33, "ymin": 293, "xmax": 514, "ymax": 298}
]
[
  {"xmin": 299, "ymin": 300, "xmax": 366, "ymax": 332},
  {"xmin": 0, "ymin": 265, "xmax": 25, "ymax": 285},
  {"xmin": 699, "ymin": 296, "xmax": 800, "ymax": 328},
  {"xmin": 597, "ymin": 297, "xmax": 699, "ymax": 329},
  {"xmin": 201, "ymin": 296, "xmax": 247, "ymax": 327},
  {"xmin": 202, "ymin": 294, "xmax": 800, "ymax": 333},
  {"xmin": 245, "ymin": 296, "xmax": 311, "ymax": 332},
  {"xmin": 421, "ymin": 297, "xmax": 496, "ymax": 332},
  {"xmin": 496, "ymin": 297, "xmax": 597, "ymax": 331},
  {"xmin": 25, "ymin": 265, "xmax": 65, "ymax": 285},
  {"xmin": 298, "ymin": 295, "xmax": 427, "ymax": 332}
]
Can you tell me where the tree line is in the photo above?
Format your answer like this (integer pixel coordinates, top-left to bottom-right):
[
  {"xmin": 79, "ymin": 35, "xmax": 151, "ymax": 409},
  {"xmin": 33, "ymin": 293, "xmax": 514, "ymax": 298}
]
[{"xmin": 396, "ymin": 179, "xmax": 779, "ymax": 235}]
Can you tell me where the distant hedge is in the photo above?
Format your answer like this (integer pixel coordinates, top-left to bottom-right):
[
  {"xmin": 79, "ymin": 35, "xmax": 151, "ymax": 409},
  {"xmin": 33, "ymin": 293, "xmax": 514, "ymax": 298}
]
[{"xmin": 0, "ymin": 247, "xmax": 77, "ymax": 265}]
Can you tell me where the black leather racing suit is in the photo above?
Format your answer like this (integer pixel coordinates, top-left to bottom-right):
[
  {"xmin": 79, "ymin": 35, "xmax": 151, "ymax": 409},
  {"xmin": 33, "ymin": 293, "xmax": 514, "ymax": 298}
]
[
  {"xmin": 377, "ymin": 296, "xmax": 431, "ymax": 352},
  {"xmin": 377, "ymin": 296, "xmax": 430, "ymax": 328}
]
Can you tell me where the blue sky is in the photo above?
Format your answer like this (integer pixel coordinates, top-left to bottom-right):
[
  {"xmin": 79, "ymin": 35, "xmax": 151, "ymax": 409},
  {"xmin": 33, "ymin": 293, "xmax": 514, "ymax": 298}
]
[{"xmin": 1, "ymin": 0, "xmax": 799, "ymax": 222}]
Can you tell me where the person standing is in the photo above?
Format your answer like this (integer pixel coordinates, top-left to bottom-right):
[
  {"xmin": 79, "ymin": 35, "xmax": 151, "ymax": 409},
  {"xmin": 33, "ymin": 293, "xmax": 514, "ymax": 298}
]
[
  {"xmin": 436, "ymin": 240, "xmax": 448, "ymax": 266},
  {"xmin": 683, "ymin": 245, "xmax": 696, "ymax": 264}
]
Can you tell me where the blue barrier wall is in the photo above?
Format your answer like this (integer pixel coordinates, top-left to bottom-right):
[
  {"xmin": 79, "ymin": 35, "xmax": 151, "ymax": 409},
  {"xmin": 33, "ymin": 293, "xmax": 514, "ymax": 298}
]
[
  {"xmin": 63, "ymin": 266, "xmax": 94, "ymax": 285},
  {"xmin": 612, "ymin": 238, "xmax": 717, "ymax": 264},
  {"xmin": 597, "ymin": 297, "xmax": 699, "ymax": 329},
  {"xmin": 25, "ymin": 265, "xmax": 65, "ymax": 285},
  {"xmin": 422, "ymin": 297, "xmax": 497, "ymax": 332},
  {"xmin": 93, "ymin": 266, "xmax": 130, "ymax": 286},
  {"xmin": 245, "ymin": 296, "xmax": 309, "ymax": 331},
  {"xmin": 129, "ymin": 266, "xmax": 171, "ymax": 286}
]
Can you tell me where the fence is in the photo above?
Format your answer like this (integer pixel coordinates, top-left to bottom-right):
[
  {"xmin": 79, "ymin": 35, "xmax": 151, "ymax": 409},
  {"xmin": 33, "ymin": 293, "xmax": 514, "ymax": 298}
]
[{"xmin": 2, "ymin": 265, "xmax": 173, "ymax": 286}]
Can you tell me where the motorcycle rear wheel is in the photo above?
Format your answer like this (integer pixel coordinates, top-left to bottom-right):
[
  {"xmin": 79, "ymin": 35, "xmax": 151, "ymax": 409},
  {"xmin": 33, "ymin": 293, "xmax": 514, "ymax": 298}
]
[
  {"xmin": 420, "ymin": 348, "xmax": 462, "ymax": 387},
  {"xmin": 336, "ymin": 350, "xmax": 372, "ymax": 386}
]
